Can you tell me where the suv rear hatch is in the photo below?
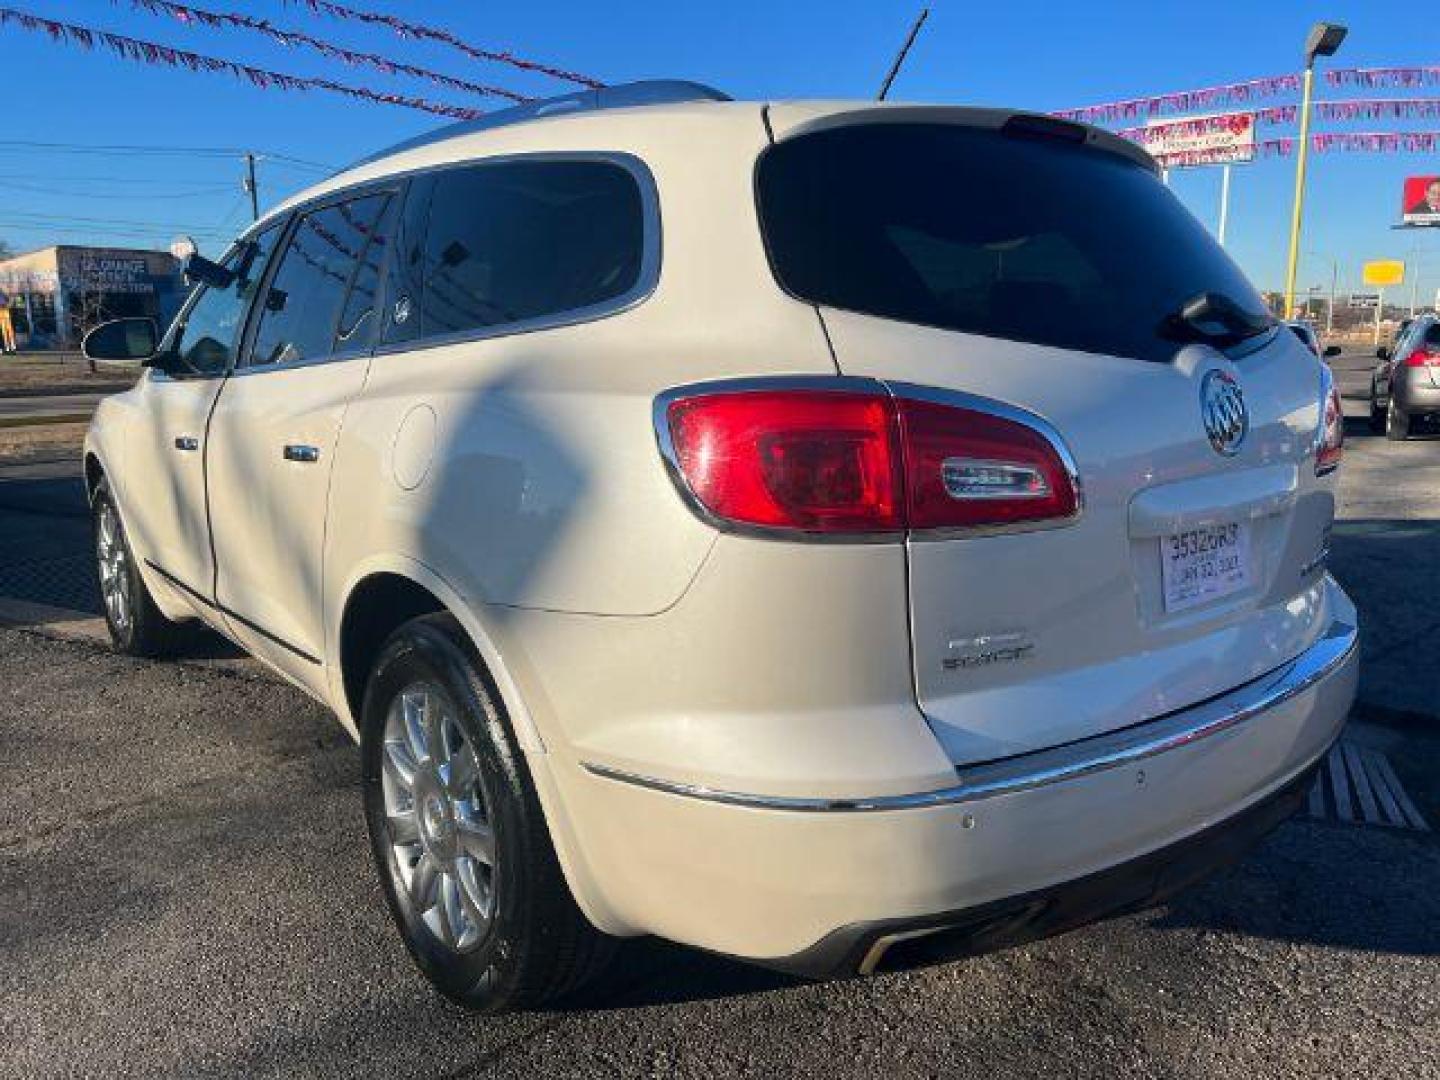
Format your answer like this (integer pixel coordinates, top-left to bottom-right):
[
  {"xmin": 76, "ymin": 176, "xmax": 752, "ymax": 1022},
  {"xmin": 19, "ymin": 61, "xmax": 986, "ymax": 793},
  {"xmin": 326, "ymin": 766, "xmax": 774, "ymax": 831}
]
[{"xmin": 758, "ymin": 106, "xmax": 1337, "ymax": 765}]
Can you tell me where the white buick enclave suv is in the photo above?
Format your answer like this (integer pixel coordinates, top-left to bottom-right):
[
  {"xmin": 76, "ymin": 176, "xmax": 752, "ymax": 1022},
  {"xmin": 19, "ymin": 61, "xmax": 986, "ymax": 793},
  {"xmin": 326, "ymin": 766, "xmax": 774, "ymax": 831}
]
[{"xmin": 83, "ymin": 81, "xmax": 1357, "ymax": 1010}]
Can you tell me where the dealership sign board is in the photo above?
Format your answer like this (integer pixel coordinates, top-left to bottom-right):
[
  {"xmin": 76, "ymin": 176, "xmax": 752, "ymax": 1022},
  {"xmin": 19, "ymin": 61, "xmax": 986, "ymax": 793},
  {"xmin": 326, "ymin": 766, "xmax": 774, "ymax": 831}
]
[
  {"xmin": 1362, "ymin": 260, "xmax": 1406, "ymax": 287},
  {"xmin": 1403, "ymin": 176, "xmax": 1440, "ymax": 225},
  {"xmin": 1144, "ymin": 112, "xmax": 1257, "ymax": 167}
]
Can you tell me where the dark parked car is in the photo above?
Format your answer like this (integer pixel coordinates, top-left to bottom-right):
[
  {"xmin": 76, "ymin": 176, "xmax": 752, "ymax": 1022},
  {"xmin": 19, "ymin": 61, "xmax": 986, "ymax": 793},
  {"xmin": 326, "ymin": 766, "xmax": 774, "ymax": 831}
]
[
  {"xmin": 1372, "ymin": 314, "xmax": 1440, "ymax": 439},
  {"xmin": 1284, "ymin": 320, "xmax": 1341, "ymax": 362}
]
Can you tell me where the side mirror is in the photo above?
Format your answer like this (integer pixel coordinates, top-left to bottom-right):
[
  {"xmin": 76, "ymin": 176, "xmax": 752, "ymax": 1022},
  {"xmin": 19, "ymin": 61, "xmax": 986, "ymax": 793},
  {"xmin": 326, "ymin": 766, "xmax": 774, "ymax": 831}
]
[
  {"xmin": 183, "ymin": 251, "xmax": 236, "ymax": 290},
  {"xmin": 81, "ymin": 317, "xmax": 158, "ymax": 363},
  {"xmin": 1323, "ymin": 344, "xmax": 1342, "ymax": 358},
  {"xmin": 1376, "ymin": 346, "xmax": 1391, "ymax": 361}
]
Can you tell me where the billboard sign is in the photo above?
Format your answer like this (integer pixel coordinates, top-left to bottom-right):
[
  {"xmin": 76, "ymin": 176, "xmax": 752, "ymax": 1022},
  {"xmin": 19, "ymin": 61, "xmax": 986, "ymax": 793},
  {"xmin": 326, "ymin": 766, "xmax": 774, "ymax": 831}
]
[
  {"xmin": 1362, "ymin": 260, "xmax": 1406, "ymax": 287},
  {"xmin": 1144, "ymin": 112, "xmax": 1257, "ymax": 168},
  {"xmin": 1349, "ymin": 293, "xmax": 1380, "ymax": 309},
  {"xmin": 1403, "ymin": 176, "xmax": 1440, "ymax": 225}
]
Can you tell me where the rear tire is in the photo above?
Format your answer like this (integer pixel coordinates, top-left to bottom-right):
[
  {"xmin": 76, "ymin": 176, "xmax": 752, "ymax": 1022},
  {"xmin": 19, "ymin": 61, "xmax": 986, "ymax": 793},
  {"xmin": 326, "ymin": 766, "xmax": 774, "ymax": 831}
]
[
  {"xmin": 360, "ymin": 613, "xmax": 615, "ymax": 1011},
  {"xmin": 1369, "ymin": 389, "xmax": 1387, "ymax": 433},
  {"xmin": 91, "ymin": 477, "xmax": 189, "ymax": 657},
  {"xmin": 1386, "ymin": 399, "xmax": 1411, "ymax": 441}
]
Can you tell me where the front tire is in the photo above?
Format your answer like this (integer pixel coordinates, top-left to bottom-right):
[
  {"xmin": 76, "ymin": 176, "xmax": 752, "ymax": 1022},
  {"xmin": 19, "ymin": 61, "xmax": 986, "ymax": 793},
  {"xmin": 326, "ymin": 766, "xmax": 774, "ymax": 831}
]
[
  {"xmin": 92, "ymin": 477, "xmax": 188, "ymax": 657},
  {"xmin": 360, "ymin": 613, "xmax": 614, "ymax": 1011},
  {"xmin": 1386, "ymin": 398, "xmax": 1411, "ymax": 441}
]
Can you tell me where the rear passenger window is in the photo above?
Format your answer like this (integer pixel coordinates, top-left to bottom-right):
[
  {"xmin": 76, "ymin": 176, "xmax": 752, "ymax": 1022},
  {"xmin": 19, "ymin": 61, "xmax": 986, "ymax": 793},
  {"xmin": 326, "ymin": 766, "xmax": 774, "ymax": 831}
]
[
  {"xmin": 247, "ymin": 193, "xmax": 390, "ymax": 367},
  {"xmin": 416, "ymin": 159, "xmax": 645, "ymax": 339}
]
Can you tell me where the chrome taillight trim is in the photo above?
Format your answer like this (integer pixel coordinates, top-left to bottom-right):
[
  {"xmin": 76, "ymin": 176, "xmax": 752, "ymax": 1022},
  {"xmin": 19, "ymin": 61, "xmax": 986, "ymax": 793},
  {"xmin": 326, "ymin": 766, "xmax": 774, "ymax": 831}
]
[
  {"xmin": 651, "ymin": 375, "xmax": 1085, "ymax": 543},
  {"xmin": 583, "ymin": 605, "xmax": 1357, "ymax": 812}
]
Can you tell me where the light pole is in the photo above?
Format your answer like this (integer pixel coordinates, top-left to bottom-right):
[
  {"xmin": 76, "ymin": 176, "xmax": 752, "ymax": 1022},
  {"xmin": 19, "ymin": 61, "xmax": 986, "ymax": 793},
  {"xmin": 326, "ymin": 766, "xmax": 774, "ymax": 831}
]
[
  {"xmin": 1283, "ymin": 22, "xmax": 1348, "ymax": 320},
  {"xmin": 1306, "ymin": 250, "xmax": 1339, "ymax": 334}
]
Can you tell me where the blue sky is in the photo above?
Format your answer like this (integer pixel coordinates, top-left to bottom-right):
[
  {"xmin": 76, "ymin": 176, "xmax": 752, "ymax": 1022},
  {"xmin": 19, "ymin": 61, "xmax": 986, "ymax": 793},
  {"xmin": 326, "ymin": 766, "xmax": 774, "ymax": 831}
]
[{"xmin": 1, "ymin": 0, "xmax": 1437, "ymax": 306}]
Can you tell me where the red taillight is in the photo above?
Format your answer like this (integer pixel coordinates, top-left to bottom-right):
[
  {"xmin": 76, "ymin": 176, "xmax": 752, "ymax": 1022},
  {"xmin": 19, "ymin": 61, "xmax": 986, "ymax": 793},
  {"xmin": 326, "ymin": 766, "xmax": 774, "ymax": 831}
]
[
  {"xmin": 1316, "ymin": 371, "xmax": 1344, "ymax": 475},
  {"xmin": 1404, "ymin": 345, "xmax": 1440, "ymax": 367},
  {"xmin": 666, "ymin": 391, "xmax": 903, "ymax": 532},
  {"xmin": 663, "ymin": 387, "xmax": 1078, "ymax": 536},
  {"xmin": 897, "ymin": 398, "xmax": 1079, "ymax": 529}
]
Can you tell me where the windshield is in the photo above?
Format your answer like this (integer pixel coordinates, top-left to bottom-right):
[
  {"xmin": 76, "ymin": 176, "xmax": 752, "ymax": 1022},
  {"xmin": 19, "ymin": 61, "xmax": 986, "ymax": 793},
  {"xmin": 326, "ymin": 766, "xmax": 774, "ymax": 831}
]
[{"xmin": 756, "ymin": 122, "xmax": 1273, "ymax": 364}]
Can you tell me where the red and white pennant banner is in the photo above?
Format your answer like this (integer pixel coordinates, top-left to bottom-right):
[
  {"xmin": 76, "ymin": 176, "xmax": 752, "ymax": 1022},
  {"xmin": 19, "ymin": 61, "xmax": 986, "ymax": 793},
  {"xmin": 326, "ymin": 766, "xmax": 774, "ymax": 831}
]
[
  {"xmin": 126, "ymin": 0, "xmax": 532, "ymax": 103},
  {"xmin": 279, "ymin": 0, "xmax": 604, "ymax": 88},
  {"xmin": 1327, "ymin": 66, "xmax": 1440, "ymax": 89},
  {"xmin": 1151, "ymin": 131, "xmax": 1440, "ymax": 167},
  {"xmin": 0, "ymin": 7, "xmax": 487, "ymax": 120},
  {"xmin": 1053, "ymin": 75, "xmax": 1301, "ymax": 123}
]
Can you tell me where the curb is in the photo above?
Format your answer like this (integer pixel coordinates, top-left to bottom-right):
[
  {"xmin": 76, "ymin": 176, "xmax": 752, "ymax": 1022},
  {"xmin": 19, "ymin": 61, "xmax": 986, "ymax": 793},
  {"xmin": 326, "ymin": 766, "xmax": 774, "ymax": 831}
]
[{"xmin": 0, "ymin": 413, "xmax": 92, "ymax": 429}]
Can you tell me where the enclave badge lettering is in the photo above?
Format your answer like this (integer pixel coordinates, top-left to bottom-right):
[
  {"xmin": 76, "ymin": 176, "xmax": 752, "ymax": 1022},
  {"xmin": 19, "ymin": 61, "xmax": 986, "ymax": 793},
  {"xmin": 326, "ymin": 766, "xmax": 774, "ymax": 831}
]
[{"xmin": 943, "ymin": 632, "xmax": 1036, "ymax": 671}]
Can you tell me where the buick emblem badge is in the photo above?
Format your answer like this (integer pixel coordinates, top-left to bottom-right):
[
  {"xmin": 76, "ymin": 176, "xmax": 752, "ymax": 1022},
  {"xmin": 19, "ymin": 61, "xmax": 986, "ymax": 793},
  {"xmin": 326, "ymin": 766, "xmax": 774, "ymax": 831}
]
[{"xmin": 1200, "ymin": 369, "xmax": 1247, "ymax": 457}]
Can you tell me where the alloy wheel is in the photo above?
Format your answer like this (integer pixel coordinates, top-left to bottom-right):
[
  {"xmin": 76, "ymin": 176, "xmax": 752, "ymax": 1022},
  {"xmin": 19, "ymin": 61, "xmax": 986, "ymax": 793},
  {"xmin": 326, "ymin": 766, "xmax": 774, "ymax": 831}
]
[
  {"xmin": 95, "ymin": 501, "xmax": 132, "ymax": 633},
  {"xmin": 381, "ymin": 682, "xmax": 497, "ymax": 952}
]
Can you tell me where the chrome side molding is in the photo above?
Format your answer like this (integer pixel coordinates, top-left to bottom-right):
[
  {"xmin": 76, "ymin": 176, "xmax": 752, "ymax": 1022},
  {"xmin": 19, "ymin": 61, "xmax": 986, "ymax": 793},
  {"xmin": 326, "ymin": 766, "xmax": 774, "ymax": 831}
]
[{"xmin": 583, "ymin": 611, "xmax": 1358, "ymax": 813}]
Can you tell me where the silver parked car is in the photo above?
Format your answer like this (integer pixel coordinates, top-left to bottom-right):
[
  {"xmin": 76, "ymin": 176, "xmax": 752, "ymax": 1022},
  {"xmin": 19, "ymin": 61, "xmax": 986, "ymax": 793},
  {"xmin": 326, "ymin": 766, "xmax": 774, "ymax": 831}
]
[
  {"xmin": 81, "ymin": 82, "xmax": 1357, "ymax": 1010},
  {"xmin": 1371, "ymin": 313, "xmax": 1440, "ymax": 438}
]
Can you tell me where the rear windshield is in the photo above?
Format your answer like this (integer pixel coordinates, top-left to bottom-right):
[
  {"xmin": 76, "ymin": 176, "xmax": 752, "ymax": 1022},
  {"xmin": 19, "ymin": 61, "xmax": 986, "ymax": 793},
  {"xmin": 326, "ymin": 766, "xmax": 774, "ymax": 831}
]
[{"xmin": 756, "ymin": 122, "xmax": 1273, "ymax": 363}]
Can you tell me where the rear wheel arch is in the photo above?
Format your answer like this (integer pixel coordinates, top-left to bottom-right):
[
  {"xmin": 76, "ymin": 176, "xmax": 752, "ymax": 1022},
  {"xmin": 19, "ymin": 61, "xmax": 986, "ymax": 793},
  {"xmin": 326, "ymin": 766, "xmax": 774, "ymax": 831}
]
[
  {"xmin": 335, "ymin": 565, "xmax": 632, "ymax": 938},
  {"xmin": 84, "ymin": 452, "xmax": 106, "ymax": 504}
]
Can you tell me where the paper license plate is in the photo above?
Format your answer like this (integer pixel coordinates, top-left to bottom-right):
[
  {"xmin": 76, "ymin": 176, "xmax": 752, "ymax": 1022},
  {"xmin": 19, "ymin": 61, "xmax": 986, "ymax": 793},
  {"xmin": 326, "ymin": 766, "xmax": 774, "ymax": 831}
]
[{"xmin": 1160, "ymin": 521, "xmax": 1253, "ymax": 613}]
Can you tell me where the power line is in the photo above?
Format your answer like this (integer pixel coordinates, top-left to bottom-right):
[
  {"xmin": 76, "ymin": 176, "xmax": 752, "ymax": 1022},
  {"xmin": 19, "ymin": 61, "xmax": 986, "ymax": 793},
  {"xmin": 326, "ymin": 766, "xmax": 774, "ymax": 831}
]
[
  {"xmin": 0, "ymin": 180, "xmax": 237, "ymax": 199},
  {"xmin": 0, "ymin": 139, "xmax": 334, "ymax": 170},
  {"xmin": 125, "ymin": 0, "xmax": 532, "ymax": 104}
]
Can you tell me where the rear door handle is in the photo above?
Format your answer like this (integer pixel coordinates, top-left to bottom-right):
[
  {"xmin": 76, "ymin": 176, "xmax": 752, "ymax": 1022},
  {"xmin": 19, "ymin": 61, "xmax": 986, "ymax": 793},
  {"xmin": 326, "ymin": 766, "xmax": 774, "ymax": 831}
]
[
  {"xmin": 174, "ymin": 435, "xmax": 199, "ymax": 452},
  {"xmin": 283, "ymin": 444, "xmax": 320, "ymax": 464}
]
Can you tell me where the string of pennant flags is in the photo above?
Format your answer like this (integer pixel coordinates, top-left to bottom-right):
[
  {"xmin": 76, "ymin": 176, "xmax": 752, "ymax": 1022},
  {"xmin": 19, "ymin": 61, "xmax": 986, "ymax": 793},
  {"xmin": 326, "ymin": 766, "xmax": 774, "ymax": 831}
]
[
  {"xmin": 1151, "ymin": 131, "xmax": 1440, "ymax": 169},
  {"xmin": 1055, "ymin": 68, "xmax": 1440, "ymax": 122},
  {"xmin": 0, "ymin": 7, "xmax": 490, "ymax": 121},
  {"xmin": 0, "ymin": 0, "xmax": 1438, "ymax": 172},
  {"xmin": 1116, "ymin": 100, "xmax": 1440, "ymax": 143},
  {"xmin": 124, "ymin": 0, "xmax": 534, "ymax": 103},
  {"xmin": 273, "ymin": 0, "xmax": 604, "ymax": 88}
]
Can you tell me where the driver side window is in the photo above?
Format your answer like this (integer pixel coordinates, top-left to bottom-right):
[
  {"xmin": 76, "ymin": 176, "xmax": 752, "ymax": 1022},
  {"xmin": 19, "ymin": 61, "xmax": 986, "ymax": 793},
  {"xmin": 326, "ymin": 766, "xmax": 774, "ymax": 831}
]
[{"xmin": 167, "ymin": 226, "xmax": 281, "ymax": 376}]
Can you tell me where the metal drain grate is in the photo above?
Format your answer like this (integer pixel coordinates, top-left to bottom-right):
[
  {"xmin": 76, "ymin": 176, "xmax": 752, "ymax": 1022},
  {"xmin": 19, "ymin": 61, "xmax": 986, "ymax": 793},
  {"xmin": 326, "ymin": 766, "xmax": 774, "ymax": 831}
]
[{"xmin": 1307, "ymin": 740, "xmax": 1430, "ymax": 831}]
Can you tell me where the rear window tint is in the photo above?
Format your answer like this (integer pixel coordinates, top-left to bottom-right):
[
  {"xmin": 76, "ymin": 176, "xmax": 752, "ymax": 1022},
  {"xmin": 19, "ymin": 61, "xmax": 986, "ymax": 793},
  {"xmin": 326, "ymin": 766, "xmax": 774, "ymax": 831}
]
[
  {"xmin": 1425, "ymin": 322, "xmax": 1440, "ymax": 346},
  {"xmin": 416, "ymin": 159, "xmax": 645, "ymax": 339},
  {"xmin": 756, "ymin": 123, "xmax": 1272, "ymax": 363}
]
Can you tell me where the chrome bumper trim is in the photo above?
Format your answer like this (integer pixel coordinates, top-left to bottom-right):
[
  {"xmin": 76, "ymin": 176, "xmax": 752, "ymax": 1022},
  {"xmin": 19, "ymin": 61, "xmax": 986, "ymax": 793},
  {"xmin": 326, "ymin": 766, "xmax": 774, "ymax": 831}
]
[{"xmin": 582, "ymin": 613, "xmax": 1357, "ymax": 813}]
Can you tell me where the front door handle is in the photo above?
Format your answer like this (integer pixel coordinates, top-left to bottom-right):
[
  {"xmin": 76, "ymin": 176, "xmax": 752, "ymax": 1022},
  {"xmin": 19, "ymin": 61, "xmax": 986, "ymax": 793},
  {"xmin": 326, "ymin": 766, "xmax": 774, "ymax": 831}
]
[
  {"xmin": 174, "ymin": 435, "xmax": 199, "ymax": 452},
  {"xmin": 283, "ymin": 444, "xmax": 320, "ymax": 464}
]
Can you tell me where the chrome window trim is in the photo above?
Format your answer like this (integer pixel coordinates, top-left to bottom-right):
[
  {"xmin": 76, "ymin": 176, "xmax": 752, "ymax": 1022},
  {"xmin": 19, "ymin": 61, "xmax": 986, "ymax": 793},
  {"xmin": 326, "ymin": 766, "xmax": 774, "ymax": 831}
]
[
  {"xmin": 235, "ymin": 188, "xmax": 399, "ymax": 375},
  {"xmin": 650, "ymin": 375, "xmax": 1084, "ymax": 544},
  {"xmin": 583, "ymin": 609, "xmax": 1357, "ymax": 812}
]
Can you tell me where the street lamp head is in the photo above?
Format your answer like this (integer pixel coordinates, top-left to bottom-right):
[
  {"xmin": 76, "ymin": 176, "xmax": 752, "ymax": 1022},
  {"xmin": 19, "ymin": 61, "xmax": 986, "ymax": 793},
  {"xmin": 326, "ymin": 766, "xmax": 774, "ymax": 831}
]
[{"xmin": 1304, "ymin": 22, "xmax": 1348, "ymax": 66}]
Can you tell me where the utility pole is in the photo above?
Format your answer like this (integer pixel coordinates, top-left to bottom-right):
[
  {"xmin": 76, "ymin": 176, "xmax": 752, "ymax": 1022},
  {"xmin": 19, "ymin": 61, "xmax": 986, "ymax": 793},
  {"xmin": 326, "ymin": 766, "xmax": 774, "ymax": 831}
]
[
  {"xmin": 877, "ymin": 9, "xmax": 929, "ymax": 101},
  {"xmin": 244, "ymin": 153, "xmax": 259, "ymax": 221},
  {"xmin": 1328, "ymin": 258, "xmax": 1338, "ymax": 335}
]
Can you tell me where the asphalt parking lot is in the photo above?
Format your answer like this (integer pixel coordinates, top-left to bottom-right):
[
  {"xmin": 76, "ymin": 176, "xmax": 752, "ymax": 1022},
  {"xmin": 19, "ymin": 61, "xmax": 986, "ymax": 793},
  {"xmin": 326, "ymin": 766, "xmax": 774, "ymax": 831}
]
[{"xmin": 1, "ymin": 352, "xmax": 1438, "ymax": 1078}]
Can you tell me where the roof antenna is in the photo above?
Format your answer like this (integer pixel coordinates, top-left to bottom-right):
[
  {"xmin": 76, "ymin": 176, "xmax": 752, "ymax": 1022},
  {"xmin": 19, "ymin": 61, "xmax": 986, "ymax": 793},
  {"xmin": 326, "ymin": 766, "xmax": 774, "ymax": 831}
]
[{"xmin": 877, "ymin": 8, "xmax": 930, "ymax": 101}]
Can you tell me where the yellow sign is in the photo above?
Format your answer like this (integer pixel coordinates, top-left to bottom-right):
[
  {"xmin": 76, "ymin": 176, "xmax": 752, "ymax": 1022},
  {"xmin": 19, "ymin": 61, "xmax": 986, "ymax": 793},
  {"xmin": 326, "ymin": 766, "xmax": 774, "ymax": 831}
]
[{"xmin": 1362, "ymin": 260, "xmax": 1406, "ymax": 287}]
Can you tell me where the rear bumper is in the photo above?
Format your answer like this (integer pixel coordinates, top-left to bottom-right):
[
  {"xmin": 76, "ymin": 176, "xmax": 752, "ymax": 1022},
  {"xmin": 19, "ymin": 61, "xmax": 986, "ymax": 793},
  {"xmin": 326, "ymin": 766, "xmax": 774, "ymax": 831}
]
[
  {"xmin": 773, "ymin": 754, "xmax": 1320, "ymax": 978},
  {"xmin": 554, "ymin": 580, "xmax": 1358, "ymax": 966},
  {"xmin": 1392, "ymin": 373, "xmax": 1440, "ymax": 414}
]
